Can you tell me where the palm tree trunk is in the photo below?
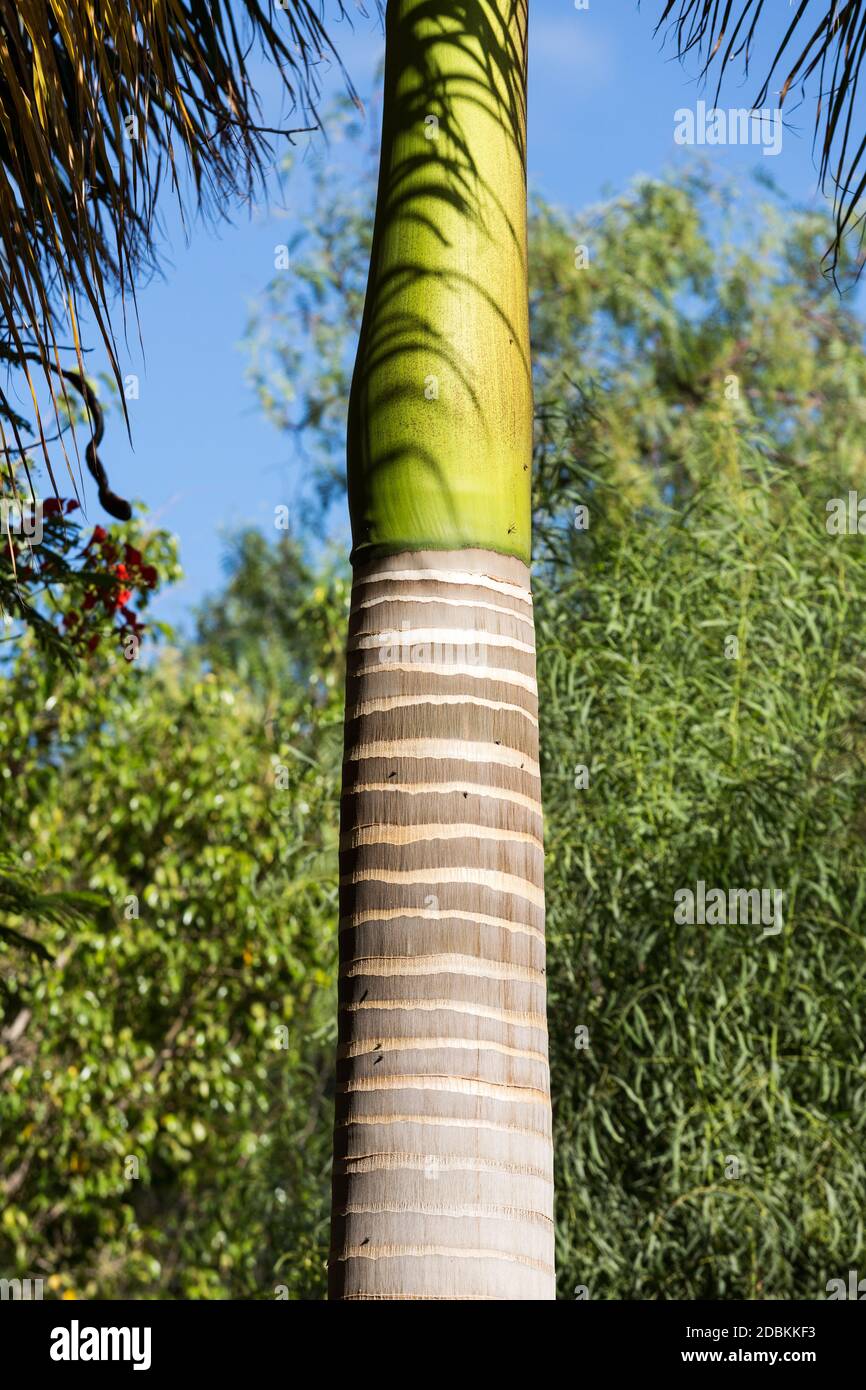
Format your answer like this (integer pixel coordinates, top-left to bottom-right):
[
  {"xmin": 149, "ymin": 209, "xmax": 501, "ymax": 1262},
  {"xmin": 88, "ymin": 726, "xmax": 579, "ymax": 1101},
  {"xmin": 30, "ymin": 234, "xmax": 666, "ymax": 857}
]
[{"xmin": 330, "ymin": 0, "xmax": 554, "ymax": 1300}]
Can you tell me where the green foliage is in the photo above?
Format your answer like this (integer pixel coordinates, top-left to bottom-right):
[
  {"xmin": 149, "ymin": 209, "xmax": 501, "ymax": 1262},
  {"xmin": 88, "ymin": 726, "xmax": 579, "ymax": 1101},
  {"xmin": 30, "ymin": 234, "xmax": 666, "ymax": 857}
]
[
  {"xmin": 196, "ymin": 530, "xmax": 348, "ymax": 696},
  {"xmin": 0, "ymin": 576, "xmax": 347, "ymax": 1299},
  {"xmin": 529, "ymin": 169, "xmax": 866, "ymax": 525},
  {"xmin": 0, "ymin": 858, "xmax": 106, "ymax": 963},
  {"xmin": 2, "ymin": 157, "xmax": 866, "ymax": 1299},
  {"xmin": 1, "ymin": 380, "xmax": 178, "ymax": 667},
  {"xmin": 540, "ymin": 463, "xmax": 866, "ymax": 1298}
]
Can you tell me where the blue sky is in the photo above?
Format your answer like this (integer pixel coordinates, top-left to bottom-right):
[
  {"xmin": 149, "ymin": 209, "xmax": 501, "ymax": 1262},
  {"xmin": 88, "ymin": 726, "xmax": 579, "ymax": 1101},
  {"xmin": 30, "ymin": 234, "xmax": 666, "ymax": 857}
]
[{"xmin": 24, "ymin": 1, "xmax": 851, "ymax": 632}]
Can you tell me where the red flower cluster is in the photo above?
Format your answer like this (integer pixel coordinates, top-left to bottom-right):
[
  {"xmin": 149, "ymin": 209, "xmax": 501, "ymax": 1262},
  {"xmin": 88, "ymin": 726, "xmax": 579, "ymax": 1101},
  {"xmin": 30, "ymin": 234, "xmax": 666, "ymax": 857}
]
[
  {"xmin": 41, "ymin": 497, "xmax": 80, "ymax": 519},
  {"xmin": 67, "ymin": 529, "xmax": 159, "ymax": 658}
]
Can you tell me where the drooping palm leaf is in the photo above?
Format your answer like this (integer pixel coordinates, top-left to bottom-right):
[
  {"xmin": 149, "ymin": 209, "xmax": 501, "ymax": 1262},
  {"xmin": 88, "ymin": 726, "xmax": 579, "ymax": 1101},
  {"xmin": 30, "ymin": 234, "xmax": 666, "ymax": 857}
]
[
  {"xmin": 0, "ymin": 856, "xmax": 107, "ymax": 960},
  {"xmin": 0, "ymin": 1, "xmax": 357, "ymax": 490},
  {"xmin": 655, "ymin": 1, "xmax": 866, "ymax": 275}
]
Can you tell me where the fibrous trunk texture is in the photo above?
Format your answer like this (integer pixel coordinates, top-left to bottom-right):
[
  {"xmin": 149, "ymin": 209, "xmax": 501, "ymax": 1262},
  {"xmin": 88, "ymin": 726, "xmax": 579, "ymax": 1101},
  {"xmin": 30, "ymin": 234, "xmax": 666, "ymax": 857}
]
[{"xmin": 330, "ymin": 547, "xmax": 554, "ymax": 1300}]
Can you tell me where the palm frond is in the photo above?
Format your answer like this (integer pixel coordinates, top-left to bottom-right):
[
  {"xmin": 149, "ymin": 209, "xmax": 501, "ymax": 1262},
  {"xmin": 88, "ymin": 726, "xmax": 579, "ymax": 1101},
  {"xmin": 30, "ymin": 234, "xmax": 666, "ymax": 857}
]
[
  {"xmin": 0, "ymin": 1, "xmax": 358, "ymax": 485},
  {"xmin": 0, "ymin": 856, "xmax": 107, "ymax": 960},
  {"xmin": 654, "ymin": 1, "xmax": 866, "ymax": 277}
]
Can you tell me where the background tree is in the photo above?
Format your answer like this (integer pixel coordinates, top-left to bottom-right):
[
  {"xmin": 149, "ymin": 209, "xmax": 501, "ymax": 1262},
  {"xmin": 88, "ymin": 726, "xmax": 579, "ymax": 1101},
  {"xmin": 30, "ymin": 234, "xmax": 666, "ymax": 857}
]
[
  {"xmin": 0, "ymin": 544, "xmax": 346, "ymax": 1299},
  {"xmin": 3, "ymin": 161, "xmax": 862, "ymax": 1301}
]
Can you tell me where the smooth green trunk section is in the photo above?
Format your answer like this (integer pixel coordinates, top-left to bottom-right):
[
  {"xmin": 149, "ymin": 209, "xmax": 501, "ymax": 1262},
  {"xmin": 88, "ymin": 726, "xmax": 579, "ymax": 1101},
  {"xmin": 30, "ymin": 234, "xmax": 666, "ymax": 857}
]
[{"xmin": 347, "ymin": 0, "xmax": 532, "ymax": 566}]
